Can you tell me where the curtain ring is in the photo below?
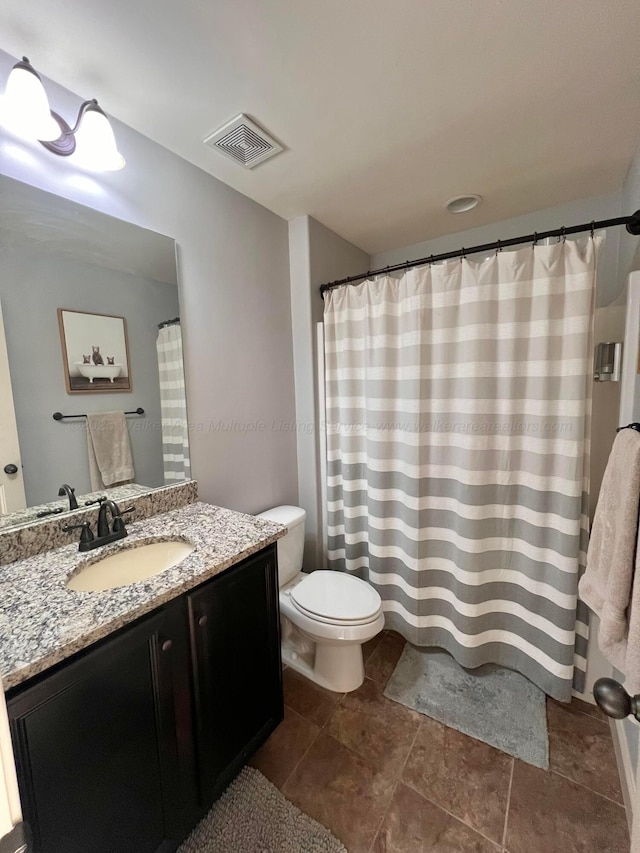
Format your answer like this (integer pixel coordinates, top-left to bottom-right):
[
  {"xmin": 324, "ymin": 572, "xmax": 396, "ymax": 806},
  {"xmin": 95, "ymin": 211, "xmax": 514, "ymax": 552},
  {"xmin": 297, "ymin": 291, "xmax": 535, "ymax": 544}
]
[
  {"xmin": 496, "ymin": 239, "xmax": 502, "ymax": 255},
  {"xmin": 429, "ymin": 254, "xmax": 434, "ymax": 266},
  {"xmin": 590, "ymin": 221, "xmax": 595, "ymax": 239},
  {"xmin": 532, "ymin": 232, "xmax": 538, "ymax": 250},
  {"xmin": 560, "ymin": 226, "xmax": 566, "ymax": 243}
]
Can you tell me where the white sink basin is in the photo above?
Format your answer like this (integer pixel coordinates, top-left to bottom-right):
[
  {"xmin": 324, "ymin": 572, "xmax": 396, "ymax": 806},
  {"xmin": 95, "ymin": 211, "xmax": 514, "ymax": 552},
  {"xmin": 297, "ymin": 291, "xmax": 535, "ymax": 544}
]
[{"xmin": 67, "ymin": 540, "xmax": 195, "ymax": 592}]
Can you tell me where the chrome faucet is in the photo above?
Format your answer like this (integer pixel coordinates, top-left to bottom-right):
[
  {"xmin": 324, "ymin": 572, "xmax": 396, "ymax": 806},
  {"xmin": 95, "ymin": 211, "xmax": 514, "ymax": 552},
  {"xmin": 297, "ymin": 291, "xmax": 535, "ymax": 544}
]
[{"xmin": 58, "ymin": 483, "xmax": 78, "ymax": 511}]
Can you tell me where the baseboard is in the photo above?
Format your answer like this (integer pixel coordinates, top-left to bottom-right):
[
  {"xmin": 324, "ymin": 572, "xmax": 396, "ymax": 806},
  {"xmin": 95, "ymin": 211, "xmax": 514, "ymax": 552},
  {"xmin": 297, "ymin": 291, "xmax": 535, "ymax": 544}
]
[
  {"xmin": 571, "ymin": 687, "xmax": 593, "ymax": 703},
  {"xmin": 611, "ymin": 717, "xmax": 636, "ymax": 833}
]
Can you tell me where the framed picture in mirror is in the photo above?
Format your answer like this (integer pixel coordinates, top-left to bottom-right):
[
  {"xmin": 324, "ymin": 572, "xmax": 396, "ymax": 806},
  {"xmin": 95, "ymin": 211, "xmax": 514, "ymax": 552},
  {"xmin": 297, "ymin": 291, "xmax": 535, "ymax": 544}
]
[{"xmin": 58, "ymin": 309, "xmax": 132, "ymax": 393}]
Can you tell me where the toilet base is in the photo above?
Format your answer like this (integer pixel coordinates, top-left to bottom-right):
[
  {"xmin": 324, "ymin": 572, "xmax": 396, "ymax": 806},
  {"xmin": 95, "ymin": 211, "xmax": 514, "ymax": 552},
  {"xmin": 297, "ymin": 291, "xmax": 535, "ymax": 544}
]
[
  {"xmin": 314, "ymin": 641, "xmax": 365, "ymax": 692},
  {"xmin": 281, "ymin": 639, "xmax": 365, "ymax": 693},
  {"xmin": 281, "ymin": 615, "xmax": 369, "ymax": 693},
  {"xmin": 278, "ymin": 588, "xmax": 385, "ymax": 693}
]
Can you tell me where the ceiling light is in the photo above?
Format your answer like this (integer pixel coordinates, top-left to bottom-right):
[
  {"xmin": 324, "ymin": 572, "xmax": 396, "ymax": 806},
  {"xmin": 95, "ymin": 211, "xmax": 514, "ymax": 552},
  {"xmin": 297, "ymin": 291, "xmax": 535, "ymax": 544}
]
[
  {"xmin": 0, "ymin": 56, "xmax": 125, "ymax": 172},
  {"xmin": 445, "ymin": 194, "xmax": 482, "ymax": 214}
]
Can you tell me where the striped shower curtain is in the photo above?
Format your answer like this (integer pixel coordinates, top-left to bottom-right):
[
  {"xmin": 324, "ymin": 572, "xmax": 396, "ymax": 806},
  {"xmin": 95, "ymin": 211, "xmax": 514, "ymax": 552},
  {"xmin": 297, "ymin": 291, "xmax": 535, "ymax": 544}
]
[
  {"xmin": 156, "ymin": 322, "xmax": 191, "ymax": 483},
  {"xmin": 324, "ymin": 238, "xmax": 599, "ymax": 701}
]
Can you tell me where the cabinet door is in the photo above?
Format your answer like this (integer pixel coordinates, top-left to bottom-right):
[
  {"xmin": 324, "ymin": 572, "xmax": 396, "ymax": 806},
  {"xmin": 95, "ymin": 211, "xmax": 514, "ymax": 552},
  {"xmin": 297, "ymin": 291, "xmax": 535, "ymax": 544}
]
[
  {"xmin": 188, "ymin": 546, "xmax": 283, "ymax": 805},
  {"xmin": 8, "ymin": 610, "xmax": 182, "ymax": 853}
]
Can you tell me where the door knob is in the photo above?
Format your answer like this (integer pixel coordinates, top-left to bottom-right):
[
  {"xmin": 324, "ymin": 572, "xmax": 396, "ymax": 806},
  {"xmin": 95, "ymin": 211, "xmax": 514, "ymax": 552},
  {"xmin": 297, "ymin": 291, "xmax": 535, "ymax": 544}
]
[
  {"xmin": 3, "ymin": 464, "xmax": 18, "ymax": 475},
  {"xmin": 593, "ymin": 677, "xmax": 640, "ymax": 721}
]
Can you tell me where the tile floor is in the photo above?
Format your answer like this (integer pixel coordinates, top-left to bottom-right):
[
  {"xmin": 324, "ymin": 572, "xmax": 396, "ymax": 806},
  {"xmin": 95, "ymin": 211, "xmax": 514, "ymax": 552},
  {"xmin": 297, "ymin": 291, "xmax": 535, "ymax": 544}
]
[{"xmin": 251, "ymin": 631, "xmax": 630, "ymax": 853}]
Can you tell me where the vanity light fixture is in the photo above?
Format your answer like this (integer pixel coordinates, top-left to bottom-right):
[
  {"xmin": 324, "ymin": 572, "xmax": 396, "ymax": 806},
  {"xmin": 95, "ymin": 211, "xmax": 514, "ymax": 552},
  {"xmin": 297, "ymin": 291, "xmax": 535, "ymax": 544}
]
[{"xmin": 0, "ymin": 56, "xmax": 125, "ymax": 171}]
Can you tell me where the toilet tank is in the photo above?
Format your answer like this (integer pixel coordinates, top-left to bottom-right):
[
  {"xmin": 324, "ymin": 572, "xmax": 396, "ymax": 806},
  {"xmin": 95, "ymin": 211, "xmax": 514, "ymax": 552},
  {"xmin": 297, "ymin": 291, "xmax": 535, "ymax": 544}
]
[{"xmin": 256, "ymin": 505, "xmax": 306, "ymax": 587}]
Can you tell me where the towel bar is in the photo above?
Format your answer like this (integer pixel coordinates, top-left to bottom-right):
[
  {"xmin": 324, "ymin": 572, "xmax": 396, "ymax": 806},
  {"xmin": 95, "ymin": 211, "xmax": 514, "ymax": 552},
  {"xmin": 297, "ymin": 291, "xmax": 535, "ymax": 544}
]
[{"xmin": 52, "ymin": 408, "xmax": 145, "ymax": 421}]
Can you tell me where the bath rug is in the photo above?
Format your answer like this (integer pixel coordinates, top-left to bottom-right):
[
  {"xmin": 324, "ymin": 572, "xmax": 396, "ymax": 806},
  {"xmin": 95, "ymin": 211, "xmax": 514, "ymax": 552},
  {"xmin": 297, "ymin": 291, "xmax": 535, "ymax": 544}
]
[
  {"xmin": 384, "ymin": 645, "xmax": 549, "ymax": 769},
  {"xmin": 177, "ymin": 765, "xmax": 347, "ymax": 853}
]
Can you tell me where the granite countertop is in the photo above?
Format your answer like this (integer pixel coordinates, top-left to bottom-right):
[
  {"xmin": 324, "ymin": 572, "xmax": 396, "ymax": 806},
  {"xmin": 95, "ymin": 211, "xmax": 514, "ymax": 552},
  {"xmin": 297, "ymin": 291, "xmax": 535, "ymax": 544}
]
[
  {"xmin": 0, "ymin": 483, "xmax": 152, "ymax": 531},
  {"xmin": 0, "ymin": 501, "xmax": 285, "ymax": 691}
]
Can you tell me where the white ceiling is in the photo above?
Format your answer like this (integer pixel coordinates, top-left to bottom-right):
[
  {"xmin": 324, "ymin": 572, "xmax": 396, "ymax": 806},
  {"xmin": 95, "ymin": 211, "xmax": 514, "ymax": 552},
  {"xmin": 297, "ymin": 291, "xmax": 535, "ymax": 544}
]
[{"xmin": 1, "ymin": 0, "xmax": 640, "ymax": 254}]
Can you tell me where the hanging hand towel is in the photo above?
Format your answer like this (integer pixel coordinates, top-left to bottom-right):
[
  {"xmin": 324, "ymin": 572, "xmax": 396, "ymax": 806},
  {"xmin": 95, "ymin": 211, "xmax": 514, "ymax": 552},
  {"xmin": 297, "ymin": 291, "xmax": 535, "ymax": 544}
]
[
  {"xmin": 86, "ymin": 411, "xmax": 135, "ymax": 491},
  {"xmin": 579, "ymin": 428, "xmax": 640, "ymax": 691}
]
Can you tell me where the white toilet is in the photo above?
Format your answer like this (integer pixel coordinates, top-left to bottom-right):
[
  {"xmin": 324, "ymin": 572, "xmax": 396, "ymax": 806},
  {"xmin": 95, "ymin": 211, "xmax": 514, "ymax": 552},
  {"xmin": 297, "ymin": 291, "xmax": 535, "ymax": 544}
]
[{"xmin": 257, "ymin": 505, "xmax": 385, "ymax": 693}]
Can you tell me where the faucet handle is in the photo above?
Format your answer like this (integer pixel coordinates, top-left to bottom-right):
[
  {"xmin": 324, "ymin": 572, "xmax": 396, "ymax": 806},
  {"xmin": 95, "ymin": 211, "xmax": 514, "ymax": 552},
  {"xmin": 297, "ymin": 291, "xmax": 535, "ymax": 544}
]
[
  {"xmin": 112, "ymin": 507, "xmax": 134, "ymax": 534},
  {"xmin": 62, "ymin": 521, "xmax": 95, "ymax": 548},
  {"xmin": 84, "ymin": 495, "xmax": 107, "ymax": 507}
]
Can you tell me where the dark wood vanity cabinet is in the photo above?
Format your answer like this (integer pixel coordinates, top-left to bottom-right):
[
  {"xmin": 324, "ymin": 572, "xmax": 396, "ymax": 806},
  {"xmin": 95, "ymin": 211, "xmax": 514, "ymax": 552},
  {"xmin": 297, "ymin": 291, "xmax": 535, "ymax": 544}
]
[
  {"xmin": 6, "ymin": 545, "xmax": 283, "ymax": 853},
  {"xmin": 7, "ymin": 609, "xmax": 181, "ymax": 853},
  {"xmin": 188, "ymin": 547, "xmax": 283, "ymax": 805}
]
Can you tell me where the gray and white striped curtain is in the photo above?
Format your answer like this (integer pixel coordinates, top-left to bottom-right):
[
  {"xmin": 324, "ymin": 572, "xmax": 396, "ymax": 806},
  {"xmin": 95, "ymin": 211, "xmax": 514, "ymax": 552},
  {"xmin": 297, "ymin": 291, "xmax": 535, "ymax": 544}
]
[
  {"xmin": 156, "ymin": 322, "xmax": 191, "ymax": 483},
  {"xmin": 324, "ymin": 238, "xmax": 599, "ymax": 701}
]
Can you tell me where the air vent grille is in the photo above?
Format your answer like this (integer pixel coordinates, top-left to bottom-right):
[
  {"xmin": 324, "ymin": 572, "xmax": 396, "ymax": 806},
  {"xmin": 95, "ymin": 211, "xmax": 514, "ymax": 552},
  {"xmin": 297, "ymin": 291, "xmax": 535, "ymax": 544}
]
[{"xmin": 204, "ymin": 114, "xmax": 283, "ymax": 169}]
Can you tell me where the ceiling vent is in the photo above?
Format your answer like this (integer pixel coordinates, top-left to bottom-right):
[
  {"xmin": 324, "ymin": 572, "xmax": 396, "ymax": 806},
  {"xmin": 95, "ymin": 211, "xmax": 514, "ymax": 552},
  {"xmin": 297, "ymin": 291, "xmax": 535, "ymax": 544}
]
[{"xmin": 204, "ymin": 114, "xmax": 283, "ymax": 169}]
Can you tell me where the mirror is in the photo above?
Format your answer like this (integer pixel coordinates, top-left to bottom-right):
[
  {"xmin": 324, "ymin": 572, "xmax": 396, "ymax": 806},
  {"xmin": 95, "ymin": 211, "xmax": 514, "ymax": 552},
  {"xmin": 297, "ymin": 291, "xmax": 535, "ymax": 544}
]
[{"xmin": 0, "ymin": 175, "xmax": 190, "ymax": 530}]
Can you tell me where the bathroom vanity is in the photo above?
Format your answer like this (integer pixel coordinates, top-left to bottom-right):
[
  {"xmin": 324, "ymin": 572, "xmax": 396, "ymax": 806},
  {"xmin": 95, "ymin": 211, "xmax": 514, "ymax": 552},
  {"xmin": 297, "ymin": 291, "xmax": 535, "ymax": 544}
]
[{"xmin": 0, "ymin": 497, "xmax": 286, "ymax": 853}]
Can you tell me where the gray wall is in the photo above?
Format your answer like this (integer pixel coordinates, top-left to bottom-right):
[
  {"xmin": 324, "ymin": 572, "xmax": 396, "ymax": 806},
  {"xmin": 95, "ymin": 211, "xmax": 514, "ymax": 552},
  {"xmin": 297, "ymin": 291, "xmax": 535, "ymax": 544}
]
[
  {"xmin": 372, "ymin": 191, "xmax": 623, "ymax": 308},
  {"xmin": 289, "ymin": 215, "xmax": 370, "ymax": 569},
  {"xmin": 0, "ymin": 48, "xmax": 298, "ymax": 514},
  {"xmin": 0, "ymin": 247, "xmax": 179, "ymax": 505}
]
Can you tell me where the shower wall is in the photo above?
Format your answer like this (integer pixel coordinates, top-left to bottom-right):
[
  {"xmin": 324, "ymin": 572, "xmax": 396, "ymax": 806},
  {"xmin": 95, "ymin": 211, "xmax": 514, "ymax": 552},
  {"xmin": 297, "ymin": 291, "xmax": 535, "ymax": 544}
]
[{"xmin": 288, "ymin": 215, "xmax": 370, "ymax": 571}]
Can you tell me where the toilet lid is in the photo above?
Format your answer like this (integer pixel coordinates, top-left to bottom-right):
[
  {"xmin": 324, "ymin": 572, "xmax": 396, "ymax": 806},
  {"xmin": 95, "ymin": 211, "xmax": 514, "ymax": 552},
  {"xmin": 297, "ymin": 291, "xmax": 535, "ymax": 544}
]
[{"xmin": 290, "ymin": 570, "xmax": 382, "ymax": 624}]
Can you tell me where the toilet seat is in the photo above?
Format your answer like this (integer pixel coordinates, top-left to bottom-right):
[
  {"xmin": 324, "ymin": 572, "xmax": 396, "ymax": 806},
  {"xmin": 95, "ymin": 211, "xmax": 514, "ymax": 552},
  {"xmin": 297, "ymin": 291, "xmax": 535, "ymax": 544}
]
[
  {"xmin": 290, "ymin": 570, "xmax": 382, "ymax": 626},
  {"xmin": 291, "ymin": 599, "xmax": 383, "ymax": 627}
]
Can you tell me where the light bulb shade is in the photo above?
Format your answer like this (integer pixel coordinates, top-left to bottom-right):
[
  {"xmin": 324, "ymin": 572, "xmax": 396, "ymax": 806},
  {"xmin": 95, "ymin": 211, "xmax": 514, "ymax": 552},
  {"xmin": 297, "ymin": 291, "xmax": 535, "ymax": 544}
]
[
  {"xmin": 72, "ymin": 104, "xmax": 125, "ymax": 171},
  {"xmin": 0, "ymin": 59, "xmax": 60, "ymax": 141}
]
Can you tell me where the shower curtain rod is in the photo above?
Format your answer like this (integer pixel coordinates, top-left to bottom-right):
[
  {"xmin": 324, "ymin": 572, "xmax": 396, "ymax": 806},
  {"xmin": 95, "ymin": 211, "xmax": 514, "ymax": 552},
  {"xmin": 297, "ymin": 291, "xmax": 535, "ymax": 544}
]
[
  {"xmin": 319, "ymin": 210, "xmax": 640, "ymax": 297},
  {"xmin": 158, "ymin": 317, "xmax": 180, "ymax": 329}
]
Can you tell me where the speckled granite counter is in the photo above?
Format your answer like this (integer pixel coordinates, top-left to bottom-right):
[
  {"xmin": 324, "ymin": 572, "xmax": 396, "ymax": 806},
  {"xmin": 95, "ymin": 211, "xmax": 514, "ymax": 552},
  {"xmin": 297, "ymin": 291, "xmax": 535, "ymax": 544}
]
[
  {"xmin": 0, "ymin": 483, "xmax": 152, "ymax": 531},
  {"xmin": 0, "ymin": 481, "xmax": 198, "ymax": 566},
  {"xmin": 0, "ymin": 502, "xmax": 285, "ymax": 691}
]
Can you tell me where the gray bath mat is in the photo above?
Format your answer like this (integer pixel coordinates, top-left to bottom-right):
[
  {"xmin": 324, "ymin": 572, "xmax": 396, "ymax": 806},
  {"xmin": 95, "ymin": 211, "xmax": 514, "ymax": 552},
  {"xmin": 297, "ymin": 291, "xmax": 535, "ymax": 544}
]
[
  {"xmin": 384, "ymin": 645, "xmax": 549, "ymax": 769},
  {"xmin": 178, "ymin": 766, "xmax": 347, "ymax": 853}
]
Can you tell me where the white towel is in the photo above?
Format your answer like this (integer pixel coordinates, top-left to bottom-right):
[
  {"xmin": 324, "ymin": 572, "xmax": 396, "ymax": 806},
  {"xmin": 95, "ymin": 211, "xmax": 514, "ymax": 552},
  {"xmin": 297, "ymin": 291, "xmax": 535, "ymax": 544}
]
[
  {"xmin": 579, "ymin": 428, "xmax": 640, "ymax": 692},
  {"xmin": 86, "ymin": 411, "xmax": 135, "ymax": 490}
]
